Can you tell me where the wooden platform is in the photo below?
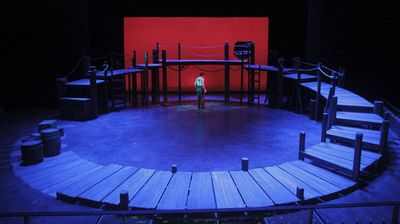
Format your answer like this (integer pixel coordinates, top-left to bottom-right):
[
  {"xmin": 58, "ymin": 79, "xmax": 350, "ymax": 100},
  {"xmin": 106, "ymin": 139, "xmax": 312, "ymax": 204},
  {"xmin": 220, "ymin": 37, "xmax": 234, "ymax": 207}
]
[
  {"xmin": 301, "ymin": 82, "xmax": 374, "ymax": 111},
  {"xmin": 12, "ymin": 151, "xmax": 361, "ymax": 210}
]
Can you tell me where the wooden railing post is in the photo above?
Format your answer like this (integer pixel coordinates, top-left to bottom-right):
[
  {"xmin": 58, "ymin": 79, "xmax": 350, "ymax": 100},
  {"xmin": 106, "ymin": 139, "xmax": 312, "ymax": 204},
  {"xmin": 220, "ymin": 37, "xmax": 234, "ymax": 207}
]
[
  {"xmin": 89, "ymin": 66, "xmax": 98, "ymax": 118},
  {"xmin": 161, "ymin": 50, "xmax": 168, "ymax": 105},
  {"xmin": 224, "ymin": 43, "xmax": 230, "ymax": 103},
  {"xmin": 374, "ymin": 101, "xmax": 384, "ymax": 116},
  {"xmin": 329, "ymin": 96, "xmax": 338, "ymax": 129},
  {"xmin": 299, "ymin": 131, "xmax": 306, "ymax": 160},
  {"xmin": 321, "ymin": 113, "xmax": 328, "ymax": 142},
  {"xmin": 315, "ymin": 70, "xmax": 322, "ymax": 120},
  {"xmin": 380, "ymin": 120, "xmax": 390, "ymax": 160},
  {"xmin": 352, "ymin": 133, "xmax": 363, "ymax": 180},
  {"xmin": 178, "ymin": 42, "xmax": 182, "ymax": 103}
]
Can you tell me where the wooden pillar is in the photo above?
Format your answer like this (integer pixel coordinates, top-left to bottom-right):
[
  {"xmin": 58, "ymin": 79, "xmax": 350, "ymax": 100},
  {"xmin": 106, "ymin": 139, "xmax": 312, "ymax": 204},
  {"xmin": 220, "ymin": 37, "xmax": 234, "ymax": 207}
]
[
  {"xmin": 162, "ymin": 50, "xmax": 168, "ymax": 105},
  {"xmin": 171, "ymin": 164, "xmax": 177, "ymax": 173},
  {"xmin": 374, "ymin": 101, "xmax": 384, "ymax": 116},
  {"xmin": 152, "ymin": 49, "xmax": 158, "ymax": 104},
  {"xmin": 240, "ymin": 55, "xmax": 245, "ymax": 105},
  {"xmin": 329, "ymin": 96, "xmax": 338, "ymax": 129},
  {"xmin": 82, "ymin": 54, "xmax": 91, "ymax": 75},
  {"xmin": 178, "ymin": 43, "xmax": 182, "ymax": 103},
  {"xmin": 142, "ymin": 52, "xmax": 149, "ymax": 106},
  {"xmin": 352, "ymin": 132, "xmax": 363, "ymax": 180},
  {"xmin": 119, "ymin": 190, "xmax": 129, "ymax": 209},
  {"xmin": 241, "ymin": 157, "xmax": 249, "ymax": 171},
  {"xmin": 321, "ymin": 112, "xmax": 328, "ymax": 142},
  {"xmin": 315, "ymin": 70, "xmax": 322, "ymax": 120},
  {"xmin": 380, "ymin": 120, "xmax": 390, "ymax": 159},
  {"xmin": 88, "ymin": 66, "xmax": 98, "ymax": 118},
  {"xmin": 299, "ymin": 132, "xmax": 306, "ymax": 160},
  {"xmin": 224, "ymin": 43, "xmax": 230, "ymax": 103},
  {"xmin": 296, "ymin": 187, "xmax": 304, "ymax": 200},
  {"xmin": 296, "ymin": 70, "xmax": 303, "ymax": 113}
]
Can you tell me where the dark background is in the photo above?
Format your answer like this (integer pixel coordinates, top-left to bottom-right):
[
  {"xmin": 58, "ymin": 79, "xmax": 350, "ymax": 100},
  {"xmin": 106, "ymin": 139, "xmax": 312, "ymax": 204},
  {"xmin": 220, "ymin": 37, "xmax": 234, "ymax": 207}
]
[{"xmin": 3, "ymin": 0, "xmax": 399, "ymax": 110}]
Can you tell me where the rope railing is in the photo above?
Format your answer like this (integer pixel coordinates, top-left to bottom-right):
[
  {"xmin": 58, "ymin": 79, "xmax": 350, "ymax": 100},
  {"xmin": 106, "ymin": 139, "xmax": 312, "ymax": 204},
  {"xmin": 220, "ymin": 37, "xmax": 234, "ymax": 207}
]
[
  {"xmin": 180, "ymin": 43, "xmax": 225, "ymax": 49},
  {"xmin": 194, "ymin": 65, "xmax": 226, "ymax": 73},
  {"xmin": 181, "ymin": 50, "xmax": 222, "ymax": 58},
  {"xmin": 64, "ymin": 57, "xmax": 83, "ymax": 79}
]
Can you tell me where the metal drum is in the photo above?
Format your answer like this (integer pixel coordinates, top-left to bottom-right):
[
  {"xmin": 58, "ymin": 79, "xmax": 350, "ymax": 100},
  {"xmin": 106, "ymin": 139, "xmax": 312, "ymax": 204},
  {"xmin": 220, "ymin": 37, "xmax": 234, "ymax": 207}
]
[
  {"xmin": 20, "ymin": 140, "xmax": 43, "ymax": 165},
  {"xmin": 40, "ymin": 128, "xmax": 61, "ymax": 157}
]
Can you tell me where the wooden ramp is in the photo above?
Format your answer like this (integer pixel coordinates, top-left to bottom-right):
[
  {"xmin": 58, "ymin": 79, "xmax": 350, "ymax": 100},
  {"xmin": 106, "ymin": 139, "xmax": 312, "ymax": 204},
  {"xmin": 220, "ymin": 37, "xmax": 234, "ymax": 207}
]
[
  {"xmin": 12, "ymin": 151, "xmax": 361, "ymax": 211},
  {"xmin": 301, "ymin": 82, "xmax": 374, "ymax": 112}
]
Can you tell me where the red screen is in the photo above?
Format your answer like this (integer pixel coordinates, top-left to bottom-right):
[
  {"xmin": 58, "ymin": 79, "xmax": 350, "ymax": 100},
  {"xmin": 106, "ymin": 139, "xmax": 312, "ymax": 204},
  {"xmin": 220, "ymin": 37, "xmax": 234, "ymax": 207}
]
[{"xmin": 124, "ymin": 17, "xmax": 269, "ymax": 91}]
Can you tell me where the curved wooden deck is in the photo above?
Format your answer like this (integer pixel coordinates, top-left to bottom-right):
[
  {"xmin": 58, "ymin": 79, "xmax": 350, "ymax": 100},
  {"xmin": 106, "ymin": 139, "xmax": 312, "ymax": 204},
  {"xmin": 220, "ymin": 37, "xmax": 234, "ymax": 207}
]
[{"xmin": 12, "ymin": 77, "xmax": 389, "ymax": 212}]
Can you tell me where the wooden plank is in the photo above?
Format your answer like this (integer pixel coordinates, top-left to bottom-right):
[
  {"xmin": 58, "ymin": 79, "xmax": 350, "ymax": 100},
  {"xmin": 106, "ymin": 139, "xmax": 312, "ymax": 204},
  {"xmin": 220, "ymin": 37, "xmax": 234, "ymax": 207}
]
[
  {"xmin": 211, "ymin": 171, "xmax": 245, "ymax": 209},
  {"xmin": 316, "ymin": 143, "xmax": 381, "ymax": 160},
  {"xmin": 327, "ymin": 125, "xmax": 381, "ymax": 147},
  {"xmin": 130, "ymin": 171, "xmax": 172, "ymax": 209},
  {"xmin": 157, "ymin": 172, "xmax": 192, "ymax": 210},
  {"xmin": 56, "ymin": 164, "xmax": 122, "ymax": 199},
  {"xmin": 21, "ymin": 158, "xmax": 84, "ymax": 183},
  {"xmin": 279, "ymin": 162, "xmax": 341, "ymax": 195},
  {"xmin": 186, "ymin": 172, "xmax": 216, "ymax": 209},
  {"xmin": 291, "ymin": 160, "xmax": 355, "ymax": 189},
  {"xmin": 311, "ymin": 144, "xmax": 379, "ymax": 166},
  {"xmin": 265, "ymin": 166, "xmax": 322, "ymax": 200},
  {"xmin": 102, "ymin": 168, "xmax": 156, "ymax": 205},
  {"xmin": 304, "ymin": 148, "xmax": 356, "ymax": 170},
  {"xmin": 336, "ymin": 111, "xmax": 383, "ymax": 125},
  {"xmin": 249, "ymin": 168, "xmax": 299, "ymax": 205},
  {"xmin": 78, "ymin": 166, "xmax": 138, "ymax": 203},
  {"xmin": 13, "ymin": 151, "xmax": 76, "ymax": 176},
  {"xmin": 42, "ymin": 165, "xmax": 103, "ymax": 197},
  {"xmin": 29, "ymin": 160, "xmax": 96, "ymax": 190},
  {"xmin": 230, "ymin": 170, "xmax": 274, "ymax": 207}
]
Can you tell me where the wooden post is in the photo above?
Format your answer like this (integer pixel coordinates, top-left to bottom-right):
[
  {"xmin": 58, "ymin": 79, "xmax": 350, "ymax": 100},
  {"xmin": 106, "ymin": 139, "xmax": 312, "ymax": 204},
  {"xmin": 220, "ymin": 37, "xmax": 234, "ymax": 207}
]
[
  {"xmin": 224, "ymin": 43, "xmax": 230, "ymax": 103},
  {"xmin": 142, "ymin": 52, "xmax": 149, "ymax": 106},
  {"xmin": 296, "ymin": 187, "xmax": 304, "ymax": 200},
  {"xmin": 132, "ymin": 50, "xmax": 137, "ymax": 67},
  {"xmin": 178, "ymin": 43, "xmax": 182, "ymax": 103},
  {"xmin": 296, "ymin": 70, "xmax": 303, "ymax": 113},
  {"xmin": 315, "ymin": 70, "xmax": 322, "ymax": 120},
  {"xmin": 352, "ymin": 132, "xmax": 363, "ymax": 180},
  {"xmin": 321, "ymin": 113, "xmax": 328, "ymax": 142},
  {"xmin": 384, "ymin": 111, "xmax": 390, "ymax": 120},
  {"xmin": 299, "ymin": 132, "xmax": 306, "ymax": 160},
  {"xmin": 374, "ymin": 101, "xmax": 384, "ymax": 116},
  {"xmin": 119, "ymin": 190, "xmax": 129, "ymax": 209},
  {"xmin": 329, "ymin": 96, "xmax": 338, "ymax": 129},
  {"xmin": 89, "ymin": 66, "xmax": 98, "ymax": 118},
  {"xmin": 171, "ymin": 164, "xmax": 177, "ymax": 173},
  {"xmin": 162, "ymin": 50, "xmax": 168, "ymax": 105},
  {"xmin": 380, "ymin": 120, "xmax": 390, "ymax": 159},
  {"xmin": 393, "ymin": 205, "xmax": 399, "ymax": 224},
  {"xmin": 241, "ymin": 157, "xmax": 249, "ymax": 171},
  {"xmin": 152, "ymin": 49, "xmax": 158, "ymax": 104},
  {"xmin": 82, "ymin": 54, "xmax": 91, "ymax": 75},
  {"xmin": 240, "ymin": 55, "xmax": 244, "ymax": 105}
]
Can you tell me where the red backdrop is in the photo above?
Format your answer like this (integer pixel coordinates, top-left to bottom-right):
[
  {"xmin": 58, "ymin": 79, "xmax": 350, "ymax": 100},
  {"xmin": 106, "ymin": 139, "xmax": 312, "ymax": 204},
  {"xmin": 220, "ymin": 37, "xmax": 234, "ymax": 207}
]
[{"xmin": 124, "ymin": 17, "xmax": 269, "ymax": 91}]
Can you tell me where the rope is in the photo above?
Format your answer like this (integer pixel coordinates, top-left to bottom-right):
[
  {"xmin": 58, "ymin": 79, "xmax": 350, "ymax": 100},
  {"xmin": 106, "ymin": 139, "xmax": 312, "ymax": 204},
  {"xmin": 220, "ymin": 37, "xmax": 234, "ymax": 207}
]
[
  {"xmin": 293, "ymin": 58, "xmax": 319, "ymax": 67},
  {"xmin": 194, "ymin": 65, "xmax": 225, "ymax": 73},
  {"xmin": 317, "ymin": 67, "xmax": 334, "ymax": 79},
  {"xmin": 91, "ymin": 53, "xmax": 111, "ymax": 61},
  {"xmin": 320, "ymin": 64, "xmax": 336, "ymax": 73},
  {"xmin": 65, "ymin": 57, "xmax": 83, "ymax": 79},
  {"xmin": 229, "ymin": 67, "xmax": 242, "ymax": 72},
  {"xmin": 181, "ymin": 50, "xmax": 221, "ymax": 58},
  {"xmin": 180, "ymin": 43, "xmax": 225, "ymax": 49}
]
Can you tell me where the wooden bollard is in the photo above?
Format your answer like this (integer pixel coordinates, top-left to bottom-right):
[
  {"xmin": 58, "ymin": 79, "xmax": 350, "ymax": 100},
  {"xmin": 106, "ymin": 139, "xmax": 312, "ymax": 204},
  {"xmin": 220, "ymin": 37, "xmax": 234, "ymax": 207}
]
[
  {"xmin": 321, "ymin": 113, "xmax": 328, "ymax": 142},
  {"xmin": 119, "ymin": 190, "xmax": 129, "ymax": 209},
  {"xmin": 298, "ymin": 132, "xmax": 306, "ymax": 160},
  {"xmin": 241, "ymin": 157, "xmax": 249, "ymax": 171},
  {"xmin": 352, "ymin": 133, "xmax": 363, "ymax": 180},
  {"xmin": 373, "ymin": 101, "xmax": 383, "ymax": 116},
  {"xmin": 296, "ymin": 187, "xmax": 304, "ymax": 200},
  {"xmin": 171, "ymin": 164, "xmax": 177, "ymax": 173}
]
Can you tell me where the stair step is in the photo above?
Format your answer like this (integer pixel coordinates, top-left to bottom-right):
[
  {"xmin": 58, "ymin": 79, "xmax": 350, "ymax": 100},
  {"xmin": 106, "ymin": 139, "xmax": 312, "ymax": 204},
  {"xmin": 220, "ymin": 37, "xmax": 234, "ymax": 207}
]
[
  {"xmin": 336, "ymin": 111, "xmax": 383, "ymax": 126},
  {"xmin": 326, "ymin": 125, "xmax": 381, "ymax": 151}
]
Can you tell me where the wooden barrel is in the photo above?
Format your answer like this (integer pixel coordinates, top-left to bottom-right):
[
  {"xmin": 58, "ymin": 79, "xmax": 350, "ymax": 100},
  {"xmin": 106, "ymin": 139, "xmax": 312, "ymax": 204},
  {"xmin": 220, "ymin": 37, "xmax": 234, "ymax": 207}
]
[
  {"xmin": 40, "ymin": 128, "xmax": 61, "ymax": 157},
  {"xmin": 21, "ymin": 140, "xmax": 43, "ymax": 165}
]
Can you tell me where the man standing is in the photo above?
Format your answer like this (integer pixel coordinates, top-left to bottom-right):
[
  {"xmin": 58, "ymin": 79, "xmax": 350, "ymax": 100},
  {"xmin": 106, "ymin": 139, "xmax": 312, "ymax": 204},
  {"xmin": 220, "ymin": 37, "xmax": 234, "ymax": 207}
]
[{"xmin": 194, "ymin": 72, "xmax": 207, "ymax": 109}]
